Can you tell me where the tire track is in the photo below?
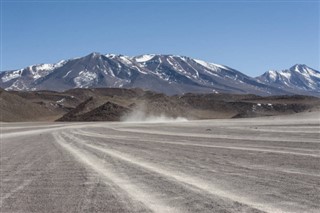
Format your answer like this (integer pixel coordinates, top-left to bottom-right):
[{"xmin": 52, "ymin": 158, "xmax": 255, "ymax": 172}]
[
  {"xmin": 72, "ymin": 129, "xmax": 320, "ymax": 178},
  {"xmin": 109, "ymin": 127, "xmax": 320, "ymax": 143},
  {"xmin": 53, "ymin": 132, "xmax": 179, "ymax": 213},
  {"xmin": 64, "ymin": 132, "xmax": 269, "ymax": 212},
  {"xmin": 64, "ymin": 131, "xmax": 283, "ymax": 213},
  {"xmin": 1, "ymin": 123, "xmax": 90, "ymax": 139},
  {"xmin": 74, "ymin": 129, "xmax": 320, "ymax": 158}
]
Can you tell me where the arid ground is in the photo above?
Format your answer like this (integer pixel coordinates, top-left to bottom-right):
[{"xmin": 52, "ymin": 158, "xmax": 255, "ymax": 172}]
[{"xmin": 1, "ymin": 112, "xmax": 319, "ymax": 212}]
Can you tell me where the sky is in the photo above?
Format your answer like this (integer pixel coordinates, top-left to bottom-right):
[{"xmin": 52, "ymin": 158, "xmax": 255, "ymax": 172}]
[{"xmin": 1, "ymin": 0, "xmax": 319, "ymax": 77}]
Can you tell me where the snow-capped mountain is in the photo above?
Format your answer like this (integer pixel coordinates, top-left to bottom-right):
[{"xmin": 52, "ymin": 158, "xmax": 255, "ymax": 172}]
[
  {"xmin": 256, "ymin": 64, "xmax": 320, "ymax": 96},
  {"xmin": 1, "ymin": 60, "xmax": 67, "ymax": 91},
  {"xmin": 0, "ymin": 52, "xmax": 317, "ymax": 96}
]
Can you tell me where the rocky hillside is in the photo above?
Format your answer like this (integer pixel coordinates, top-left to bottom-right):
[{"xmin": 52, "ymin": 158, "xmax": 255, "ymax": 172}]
[{"xmin": 1, "ymin": 88, "xmax": 319, "ymax": 122}]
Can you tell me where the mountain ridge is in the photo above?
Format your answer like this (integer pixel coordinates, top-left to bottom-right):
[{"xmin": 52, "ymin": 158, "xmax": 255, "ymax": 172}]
[{"xmin": 1, "ymin": 52, "xmax": 319, "ymax": 96}]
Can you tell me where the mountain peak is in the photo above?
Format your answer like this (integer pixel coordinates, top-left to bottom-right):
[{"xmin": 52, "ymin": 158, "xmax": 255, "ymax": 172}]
[
  {"xmin": 289, "ymin": 64, "xmax": 308, "ymax": 72},
  {"xmin": 257, "ymin": 64, "xmax": 320, "ymax": 94},
  {"xmin": 86, "ymin": 52, "xmax": 102, "ymax": 58}
]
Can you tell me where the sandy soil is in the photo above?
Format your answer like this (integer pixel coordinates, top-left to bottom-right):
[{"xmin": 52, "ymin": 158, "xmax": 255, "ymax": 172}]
[{"xmin": 1, "ymin": 112, "xmax": 319, "ymax": 212}]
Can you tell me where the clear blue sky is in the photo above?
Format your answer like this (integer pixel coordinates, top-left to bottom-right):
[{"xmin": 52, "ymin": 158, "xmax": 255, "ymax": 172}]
[{"xmin": 1, "ymin": 0, "xmax": 319, "ymax": 76}]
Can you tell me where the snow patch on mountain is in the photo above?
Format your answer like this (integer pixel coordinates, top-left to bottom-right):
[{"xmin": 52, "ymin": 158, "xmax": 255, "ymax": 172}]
[
  {"xmin": 134, "ymin": 54, "xmax": 155, "ymax": 62},
  {"xmin": 6, "ymin": 80, "xmax": 29, "ymax": 90},
  {"xmin": 132, "ymin": 65, "xmax": 147, "ymax": 74},
  {"xmin": 194, "ymin": 59, "xmax": 221, "ymax": 72},
  {"xmin": 74, "ymin": 71, "xmax": 98, "ymax": 88},
  {"xmin": 30, "ymin": 61, "xmax": 66, "ymax": 80},
  {"xmin": 63, "ymin": 70, "xmax": 72, "ymax": 78},
  {"xmin": 119, "ymin": 56, "xmax": 133, "ymax": 65},
  {"xmin": 1, "ymin": 69, "xmax": 23, "ymax": 82},
  {"xmin": 105, "ymin": 54, "xmax": 117, "ymax": 59},
  {"xmin": 279, "ymin": 71, "xmax": 291, "ymax": 79},
  {"xmin": 267, "ymin": 70, "xmax": 278, "ymax": 81}
]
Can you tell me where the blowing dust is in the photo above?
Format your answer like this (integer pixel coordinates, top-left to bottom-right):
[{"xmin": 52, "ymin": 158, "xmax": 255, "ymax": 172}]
[{"xmin": 121, "ymin": 104, "xmax": 187, "ymax": 123}]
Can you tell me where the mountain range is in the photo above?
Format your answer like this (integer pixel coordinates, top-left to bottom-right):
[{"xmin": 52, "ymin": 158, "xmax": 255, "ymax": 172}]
[{"xmin": 1, "ymin": 52, "xmax": 319, "ymax": 97}]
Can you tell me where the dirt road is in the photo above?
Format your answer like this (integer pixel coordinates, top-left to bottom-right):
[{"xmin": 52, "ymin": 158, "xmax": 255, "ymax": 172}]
[{"xmin": 1, "ymin": 113, "xmax": 319, "ymax": 212}]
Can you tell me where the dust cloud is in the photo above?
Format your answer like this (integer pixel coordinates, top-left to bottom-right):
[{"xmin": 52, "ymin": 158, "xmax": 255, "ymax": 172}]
[{"xmin": 121, "ymin": 104, "xmax": 187, "ymax": 123}]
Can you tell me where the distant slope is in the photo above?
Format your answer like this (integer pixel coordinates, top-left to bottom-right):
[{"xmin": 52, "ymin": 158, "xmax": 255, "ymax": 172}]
[
  {"xmin": 0, "ymin": 88, "xmax": 59, "ymax": 121},
  {"xmin": 2, "ymin": 88, "xmax": 318, "ymax": 122},
  {"xmin": 256, "ymin": 64, "xmax": 320, "ymax": 97}
]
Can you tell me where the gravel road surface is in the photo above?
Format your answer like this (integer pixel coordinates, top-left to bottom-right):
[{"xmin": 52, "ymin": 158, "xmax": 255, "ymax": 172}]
[{"xmin": 1, "ymin": 112, "xmax": 319, "ymax": 212}]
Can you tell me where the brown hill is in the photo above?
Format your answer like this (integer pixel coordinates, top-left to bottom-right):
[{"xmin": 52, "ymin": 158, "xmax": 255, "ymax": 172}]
[
  {"xmin": 56, "ymin": 98, "xmax": 131, "ymax": 121},
  {"xmin": 1, "ymin": 88, "xmax": 319, "ymax": 122},
  {"xmin": 0, "ymin": 89, "xmax": 59, "ymax": 122}
]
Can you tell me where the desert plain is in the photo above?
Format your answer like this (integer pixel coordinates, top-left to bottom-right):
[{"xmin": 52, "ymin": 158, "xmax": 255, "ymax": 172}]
[{"xmin": 0, "ymin": 112, "xmax": 319, "ymax": 213}]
